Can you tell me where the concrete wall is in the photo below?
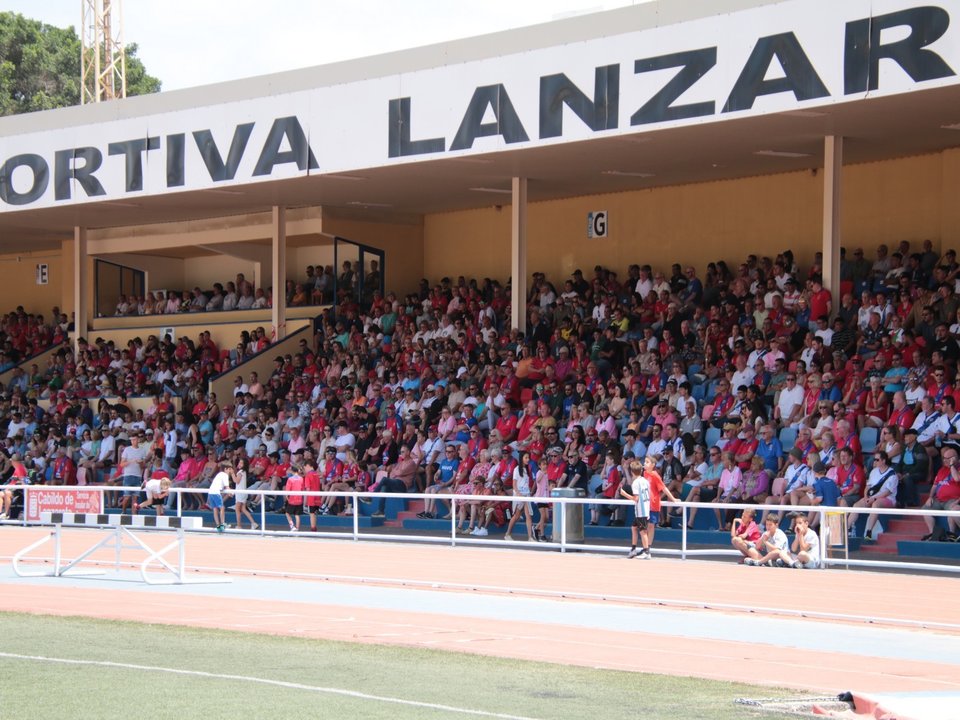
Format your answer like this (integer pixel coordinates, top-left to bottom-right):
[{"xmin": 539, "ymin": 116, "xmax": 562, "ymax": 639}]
[
  {"xmin": 36, "ymin": 395, "xmax": 182, "ymax": 416},
  {"xmin": 0, "ymin": 343, "xmax": 66, "ymax": 388},
  {"xmin": 5, "ymin": 147, "xmax": 960, "ymax": 319},
  {"xmin": 423, "ymin": 149, "xmax": 960, "ymax": 283},
  {"xmin": 0, "ymin": 249, "xmax": 67, "ymax": 319},
  {"xmin": 208, "ymin": 324, "xmax": 312, "ymax": 404},
  {"xmin": 84, "ymin": 312, "xmax": 314, "ymax": 350},
  {"xmin": 320, "ymin": 212, "xmax": 425, "ymax": 298}
]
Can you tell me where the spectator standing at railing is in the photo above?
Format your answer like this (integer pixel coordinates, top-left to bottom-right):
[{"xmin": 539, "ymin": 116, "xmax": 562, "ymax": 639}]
[
  {"xmin": 207, "ymin": 462, "xmax": 231, "ymax": 533},
  {"xmin": 230, "ymin": 457, "xmax": 257, "ymax": 530},
  {"xmin": 117, "ymin": 432, "xmax": 151, "ymax": 513},
  {"xmin": 643, "ymin": 454, "xmax": 677, "ymax": 552},
  {"xmin": 621, "ymin": 459, "xmax": 651, "ymax": 560},
  {"xmin": 281, "ymin": 467, "xmax": 304, "ymax": 532}
]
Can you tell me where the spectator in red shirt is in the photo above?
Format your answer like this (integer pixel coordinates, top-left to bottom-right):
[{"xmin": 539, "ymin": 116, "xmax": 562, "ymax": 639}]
[{"xmin": 922, "ymin": 445, "xmax": 960, "ymax": 540}]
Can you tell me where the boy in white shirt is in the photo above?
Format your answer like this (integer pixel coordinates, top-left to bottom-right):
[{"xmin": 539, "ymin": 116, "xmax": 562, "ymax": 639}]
[
  {"xmin": 208, "ymin": 463, "xmax": 232, "ymax": 533},
  {"xmin": 781, "ymin": 513, "xmax": 821, "ymax": 568},
  {"xmin": 744, "ymin": 514, "xmax": 790, "ymax": 566},
  {"xmin": 619, "ymin": 459, "xmax": 651, "ymax": 560}
]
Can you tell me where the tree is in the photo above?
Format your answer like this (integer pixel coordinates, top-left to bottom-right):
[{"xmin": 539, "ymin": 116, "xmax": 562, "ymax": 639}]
[{"xmin": 0, "ymin": 11, "xmax": 161, "ymax": 117}]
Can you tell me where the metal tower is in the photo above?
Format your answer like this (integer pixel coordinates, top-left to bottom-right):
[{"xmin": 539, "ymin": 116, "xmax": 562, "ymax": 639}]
[{"xmin": 80, "ymin": 0, "xmax": 126, "ymax": 104}]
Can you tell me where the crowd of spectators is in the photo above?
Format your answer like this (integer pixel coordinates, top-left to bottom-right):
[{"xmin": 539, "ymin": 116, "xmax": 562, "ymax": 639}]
[
  {"xmin": 111, "ymin": 260, "xmax": 378, "ymax": 317},
  {"xmin": 2, "ymin": 242, "xmax": 960, "ymax": 542},
  {"xmin": 0, "ymin": 307, "xmax": 71, "ymax": 371},
  {"xmin": 113, "ymin": 272, "xmax": 271, "ymax": 316}
]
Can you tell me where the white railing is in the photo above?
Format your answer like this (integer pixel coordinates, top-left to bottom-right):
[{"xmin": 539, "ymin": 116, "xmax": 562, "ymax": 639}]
[{"xmin": 3, "ymin": 483, "xmax": 959, "ymax": 573}]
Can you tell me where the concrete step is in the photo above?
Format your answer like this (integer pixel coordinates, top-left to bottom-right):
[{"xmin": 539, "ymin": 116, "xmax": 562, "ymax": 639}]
[
  {"xmin": 899, "ymin": 539, "xmax": 960, "ymax": 559},
  {"xmin": 886, "ymin": 517, "xmax": 926, "ymax": 535},
  {"xmin": 858, "ymin": 533, "xmax": 901, "ymax": 553}
]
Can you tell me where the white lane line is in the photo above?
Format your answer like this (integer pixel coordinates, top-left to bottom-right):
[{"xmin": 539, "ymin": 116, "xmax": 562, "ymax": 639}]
[{"xmin": 0, "ymin": 652, "xmax": 543, "ymax": 720}]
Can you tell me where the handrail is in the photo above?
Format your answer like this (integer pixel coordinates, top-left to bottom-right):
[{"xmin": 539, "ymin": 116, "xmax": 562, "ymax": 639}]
[{"xmin": 5, "ymin": 484, "xmax": 958, "ymax": 572}]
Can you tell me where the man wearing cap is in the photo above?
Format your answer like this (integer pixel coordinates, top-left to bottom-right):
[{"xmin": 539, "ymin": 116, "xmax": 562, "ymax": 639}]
[{"xmin": 896, "ymin": 427, "xmax": 928, "ymax": 507}]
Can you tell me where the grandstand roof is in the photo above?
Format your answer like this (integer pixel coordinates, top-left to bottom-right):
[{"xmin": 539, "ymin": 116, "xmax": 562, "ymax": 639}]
[{"xmin": 2, "ymin": 0, "xmax": 960, "ymax": 251}]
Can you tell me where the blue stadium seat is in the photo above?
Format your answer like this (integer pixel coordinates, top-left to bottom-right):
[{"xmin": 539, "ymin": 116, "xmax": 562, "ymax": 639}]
[
  {"xmin": 779, "ymin": 427, "xmax": 798, "ymax": 451},
  {"xmin": 859, "ymin": 427, "xmax": 879, "ymax": 454},
  {"xmin": 705, "ymin": 426, "xmax": 721, "ymax": 448},
  {"xmin": 706, "ymin": 379, "xmax": 720, "ymax": 403},
  {"xmin": 692, "ymin": 384, "xmax": 706, "ymax": 402}
]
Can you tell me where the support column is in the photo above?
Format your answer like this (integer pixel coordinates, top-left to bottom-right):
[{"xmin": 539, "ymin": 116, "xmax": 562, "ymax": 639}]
[
  {"xmin": 510, "ymin": 177, "xmax": 528, "ymax": 335},
  {"xmin": 271, "ymin": 206, "xmax": 287, "ymax": 341},
  {"xmin": 822, "ymin": 136, "xmax": 842, "ymax": 318},
  {"xmin": 73, "ymin": 227, "xmax": 88, "ymax": 353}
]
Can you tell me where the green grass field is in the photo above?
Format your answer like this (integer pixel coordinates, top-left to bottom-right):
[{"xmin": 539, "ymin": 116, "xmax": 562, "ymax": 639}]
[{"xmin": 0, "ymin": 612, "xmax": 793, "ymax": 719}]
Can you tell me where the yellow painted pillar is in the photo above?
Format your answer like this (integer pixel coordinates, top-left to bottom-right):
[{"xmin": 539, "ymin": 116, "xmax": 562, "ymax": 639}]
[
  {"xmin": 822, "ymin": 136, "xmax": 842, "ymax": 317},
  {"xmin": 510, "ymin": 177, "xmax": 528, "ymax": 335},
  {"xmin": 271, "ymin": 206, "xmax": 287, "ymax": 341}
]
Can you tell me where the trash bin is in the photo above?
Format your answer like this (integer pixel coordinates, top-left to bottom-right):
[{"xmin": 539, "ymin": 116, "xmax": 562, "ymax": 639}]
[{"xmin": 550, "ymin": 487, "xmax": 585, "ymax": 543}]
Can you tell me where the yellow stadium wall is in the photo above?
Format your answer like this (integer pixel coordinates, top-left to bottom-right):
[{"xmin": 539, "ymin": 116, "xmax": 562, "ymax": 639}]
[
  {"xmin": 86, "ymin": 313, "xmax": 313, "ymax": 350},
  {"xmin": 208, "ymin": 324, "xmax": 313, "ymax": 405},
  {"xmin": 320, "ymin": 212, "xmax": 425, "ymax": 298},
  {"xmin": 0, "ymin": 249, "xmax": 68, "ymax": 319},
  {"xmin": 424, "ymin": 149, "xmax": 960, "ymax": 283},
  {"xmin": 5, "ymin": 148, "xmax": 960, "ymax": 322}
]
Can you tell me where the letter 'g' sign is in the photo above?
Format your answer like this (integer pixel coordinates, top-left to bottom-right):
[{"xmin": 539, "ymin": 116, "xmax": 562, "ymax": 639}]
[{"xmin": 588, "ymin": 210, "xmax": 608, "ymax": 238}]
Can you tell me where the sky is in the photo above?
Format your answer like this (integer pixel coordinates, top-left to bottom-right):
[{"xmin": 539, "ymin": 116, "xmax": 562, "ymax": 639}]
[{"xmin": 1, "ymin": 0, "xmax": 643, "ymax": 92}]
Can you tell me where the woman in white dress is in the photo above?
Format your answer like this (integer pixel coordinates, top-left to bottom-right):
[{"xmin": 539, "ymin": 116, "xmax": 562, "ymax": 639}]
[
  {"xmin": 504, "ymin": 451, "xmax": 535, "ymax": 541},
  {"xmin": 231, "ymin": 457, "xmax": 258, "ymax": 530}
]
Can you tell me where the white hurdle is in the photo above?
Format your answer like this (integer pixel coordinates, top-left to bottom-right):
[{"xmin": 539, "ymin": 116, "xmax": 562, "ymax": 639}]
[
  {"xmin": 12, "ymin": 513, "xmax": 228, "ymax": 586},
  {"xmin": 39, "ymin": 512, "xmax": 203, "ymax": 530}
]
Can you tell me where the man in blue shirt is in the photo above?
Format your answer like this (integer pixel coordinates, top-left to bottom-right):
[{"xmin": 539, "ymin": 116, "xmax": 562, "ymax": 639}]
[
  {"xmin": 755, "ymin": 424, "xmax": 784, "ymax": 475},
  {"xmin": 801, "ymin": 461, "xmax": 840, "ymax": 528},
  {"xmin": 418, "ymin": 444, "xmax": 459, "ymax": 519}
]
